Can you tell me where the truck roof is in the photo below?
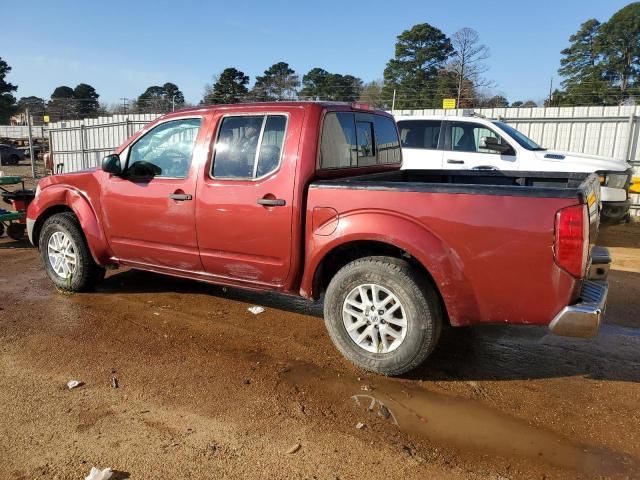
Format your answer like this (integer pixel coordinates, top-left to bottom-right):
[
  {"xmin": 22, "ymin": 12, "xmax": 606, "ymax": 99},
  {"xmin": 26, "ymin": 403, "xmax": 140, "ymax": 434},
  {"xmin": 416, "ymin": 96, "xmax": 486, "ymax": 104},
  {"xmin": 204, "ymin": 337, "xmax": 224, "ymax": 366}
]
[
  {"xmin": 394, "ymin": 114, "xmax": 496, "ymax": 124},
  {"xmin": 168, "ymin": 101, "xmax": 393, "ymax": 118}
]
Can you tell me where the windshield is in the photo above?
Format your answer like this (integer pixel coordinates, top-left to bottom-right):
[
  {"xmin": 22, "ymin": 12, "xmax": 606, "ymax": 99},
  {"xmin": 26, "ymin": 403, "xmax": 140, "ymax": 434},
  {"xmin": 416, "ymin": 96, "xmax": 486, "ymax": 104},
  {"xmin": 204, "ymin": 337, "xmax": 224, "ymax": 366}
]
[{"xmin": 493, "ymin": 121, "xmax": 545, "ymax": 151}]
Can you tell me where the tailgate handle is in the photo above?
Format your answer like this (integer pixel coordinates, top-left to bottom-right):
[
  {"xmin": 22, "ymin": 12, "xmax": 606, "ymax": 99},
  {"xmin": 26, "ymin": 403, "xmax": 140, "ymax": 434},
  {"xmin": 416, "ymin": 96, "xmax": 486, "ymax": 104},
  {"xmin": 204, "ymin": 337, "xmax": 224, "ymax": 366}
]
[
  {"xmin": 447, "ymin": 159, "xmax": 465, "ymax": 164},
  {"xmin": 169, "ymin": 193, "xmax": 192, "ymax": 201},
  {"xmin": 257, "ymin": 197, "xmax": 286, "ymax": 207}
]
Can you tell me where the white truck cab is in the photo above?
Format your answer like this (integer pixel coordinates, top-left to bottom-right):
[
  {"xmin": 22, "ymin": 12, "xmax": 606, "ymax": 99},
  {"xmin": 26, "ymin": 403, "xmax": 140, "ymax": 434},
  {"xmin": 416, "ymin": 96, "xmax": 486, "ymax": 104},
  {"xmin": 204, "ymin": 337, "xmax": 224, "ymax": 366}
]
[{"xmin": 395, "ymin": 114, "xmax": 632, "ymax": 223}]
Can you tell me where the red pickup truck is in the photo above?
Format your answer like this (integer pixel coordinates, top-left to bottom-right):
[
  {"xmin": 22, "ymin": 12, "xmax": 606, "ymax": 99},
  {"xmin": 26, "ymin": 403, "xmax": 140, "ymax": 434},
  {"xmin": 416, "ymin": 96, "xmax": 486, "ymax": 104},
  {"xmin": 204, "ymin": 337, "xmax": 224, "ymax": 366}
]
[{"xmin": 27, "ymin": 102, "xmax": 610, "ymax": 375}]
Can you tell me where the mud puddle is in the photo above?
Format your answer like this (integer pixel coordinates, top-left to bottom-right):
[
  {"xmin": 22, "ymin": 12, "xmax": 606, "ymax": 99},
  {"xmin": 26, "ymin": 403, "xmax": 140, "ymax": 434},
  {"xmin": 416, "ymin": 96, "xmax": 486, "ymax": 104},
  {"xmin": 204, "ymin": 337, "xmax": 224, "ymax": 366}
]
[{"xmin": 281, "ymin": 361, "xmax": 638, "ymax": 477}]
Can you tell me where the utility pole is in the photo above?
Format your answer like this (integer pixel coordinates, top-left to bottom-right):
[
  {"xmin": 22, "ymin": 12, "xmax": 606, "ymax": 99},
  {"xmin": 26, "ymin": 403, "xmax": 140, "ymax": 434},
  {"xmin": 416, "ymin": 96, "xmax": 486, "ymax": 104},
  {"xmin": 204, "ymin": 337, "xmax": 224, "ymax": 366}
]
[
  {"xmin": 391, "ymin": 89, "xmax": 396, "ymax": 112},
  {"xmin": 26, "ymin": 107, "xmax": 36, "ymax": 178},
  {"xmin": 120, "ymin": 97, "xmax": 128, "ymax": 115},
  {"xmin": 172, "ymin": 94, "xmax": 177, "ymax": 112},
  {"xmin": 548, "ymin": 77, "xmax": 553, "ymax": 106}
]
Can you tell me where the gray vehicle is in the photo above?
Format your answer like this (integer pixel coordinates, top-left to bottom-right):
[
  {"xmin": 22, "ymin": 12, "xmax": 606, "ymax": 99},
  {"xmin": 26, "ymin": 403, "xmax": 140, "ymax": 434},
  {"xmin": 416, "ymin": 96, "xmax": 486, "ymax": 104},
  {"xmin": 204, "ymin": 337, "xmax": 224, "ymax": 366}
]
[{"xmin": 0, "ymin": 144, "xmax": 26, "ymax": 165}]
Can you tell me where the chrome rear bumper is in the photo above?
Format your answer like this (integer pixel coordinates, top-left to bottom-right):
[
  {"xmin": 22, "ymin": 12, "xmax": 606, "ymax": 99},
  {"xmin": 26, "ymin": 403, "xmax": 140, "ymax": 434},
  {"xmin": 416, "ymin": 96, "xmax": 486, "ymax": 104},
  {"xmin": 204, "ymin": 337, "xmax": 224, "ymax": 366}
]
[{"xmin": 548, "ymin": 247, "xmax": 610, "ymax": 338}]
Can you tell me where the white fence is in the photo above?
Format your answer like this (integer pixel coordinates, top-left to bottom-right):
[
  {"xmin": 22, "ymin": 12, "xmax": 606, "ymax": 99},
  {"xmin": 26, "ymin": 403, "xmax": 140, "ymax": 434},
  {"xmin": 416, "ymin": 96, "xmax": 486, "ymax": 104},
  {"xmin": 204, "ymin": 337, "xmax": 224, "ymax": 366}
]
[
  {"xmin": 0, "ymin": 125, "xmax": 45, "ymax": 139},
  {"xmin": 46, "ymin": 113, "xmax": 161, "ymax": 173}
]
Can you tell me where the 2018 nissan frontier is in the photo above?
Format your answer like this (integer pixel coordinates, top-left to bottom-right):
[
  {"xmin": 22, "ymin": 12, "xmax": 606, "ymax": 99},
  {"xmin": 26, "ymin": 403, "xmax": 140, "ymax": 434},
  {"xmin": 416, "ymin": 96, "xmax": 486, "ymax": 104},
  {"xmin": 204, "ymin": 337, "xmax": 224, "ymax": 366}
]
[{"xmin": 27, "ymin": 102, "xmax": 610, "ymax": 375}]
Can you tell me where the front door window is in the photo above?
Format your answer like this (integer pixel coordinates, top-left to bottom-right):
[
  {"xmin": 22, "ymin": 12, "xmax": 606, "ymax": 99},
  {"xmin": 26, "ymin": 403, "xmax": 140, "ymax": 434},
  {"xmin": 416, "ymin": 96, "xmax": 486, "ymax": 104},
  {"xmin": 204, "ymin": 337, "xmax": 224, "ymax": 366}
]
[{"xmin": 127, "ymin": 118, "xmax": 201, "ymax": 178}]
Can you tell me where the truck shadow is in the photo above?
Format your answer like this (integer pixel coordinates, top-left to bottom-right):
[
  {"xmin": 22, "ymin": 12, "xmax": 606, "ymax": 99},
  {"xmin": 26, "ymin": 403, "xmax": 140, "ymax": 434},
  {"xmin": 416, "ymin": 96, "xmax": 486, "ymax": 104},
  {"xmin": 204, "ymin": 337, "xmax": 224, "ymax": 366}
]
[
  {"xmin": 98, "ymin": 268, "xmax": 640, "ymax": 383},
  {"xmin": 0, "ymin": 238, "xmax": 33, "ymax": 249}
]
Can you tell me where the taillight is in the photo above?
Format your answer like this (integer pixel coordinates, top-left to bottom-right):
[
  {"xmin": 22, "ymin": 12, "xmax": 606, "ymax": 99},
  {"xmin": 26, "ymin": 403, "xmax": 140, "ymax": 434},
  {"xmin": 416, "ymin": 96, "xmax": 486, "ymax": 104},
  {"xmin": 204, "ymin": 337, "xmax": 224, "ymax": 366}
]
[{"xmin": 554, "ymin": 205, "xmax": 589, "ymax": 278}]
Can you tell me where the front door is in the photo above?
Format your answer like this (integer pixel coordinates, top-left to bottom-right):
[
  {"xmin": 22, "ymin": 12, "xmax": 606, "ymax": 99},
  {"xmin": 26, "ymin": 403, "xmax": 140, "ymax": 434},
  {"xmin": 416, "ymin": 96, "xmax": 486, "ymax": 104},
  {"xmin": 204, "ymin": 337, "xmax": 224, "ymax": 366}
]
[
  {"xmin": 195, "ymin": 109, "xmax": 301, "ymax": 287},
  {"xmin": 101, "ymin": 117, "xmax": 204, "ymax": 270},
  {"xmin": 443, "ymin": 121, "xmax": 517, "ymax": 170}
]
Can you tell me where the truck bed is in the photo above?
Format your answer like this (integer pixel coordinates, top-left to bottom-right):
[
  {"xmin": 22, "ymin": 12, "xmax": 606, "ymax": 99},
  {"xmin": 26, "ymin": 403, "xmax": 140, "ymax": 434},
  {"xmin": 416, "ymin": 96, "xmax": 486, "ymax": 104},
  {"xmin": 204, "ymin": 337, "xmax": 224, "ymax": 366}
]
[
  {"xmin": 305, "ymin": 169, "xmax": 600, "ymax": 329},
  {"xmin": 312, "ymin": 169, "xmax": 599, "ymax": 201}
]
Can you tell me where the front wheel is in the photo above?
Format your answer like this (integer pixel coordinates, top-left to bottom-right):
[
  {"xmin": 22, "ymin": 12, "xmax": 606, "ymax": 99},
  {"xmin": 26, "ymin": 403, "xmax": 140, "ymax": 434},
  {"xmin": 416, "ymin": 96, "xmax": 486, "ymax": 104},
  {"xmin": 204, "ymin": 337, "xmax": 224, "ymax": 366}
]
[
  {"xmin": 38, "ymin": 212, "xmax": 105, "ymax": 291},
  {"xmin": 324, "ymin": 256, "xmax": 442, "ymax": 376}
]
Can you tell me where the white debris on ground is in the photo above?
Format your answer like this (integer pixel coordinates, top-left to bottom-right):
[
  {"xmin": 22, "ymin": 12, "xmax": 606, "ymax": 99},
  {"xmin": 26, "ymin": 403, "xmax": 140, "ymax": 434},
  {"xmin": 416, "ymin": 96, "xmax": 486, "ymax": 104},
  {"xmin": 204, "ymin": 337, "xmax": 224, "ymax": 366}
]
[
  {"xmin": 66, "ymin": 380, "xmax": 82, "ymax": 390},
  {"xmin": 247, "ymin": 306, "xmax": 265, "ymax": 315},
  {"xmin": 285, "ymin": 443, "xmax": 301, "ymax": 454},
  {"xmin": 84, "ymin": 466, "xmax": 113, "ymax": 480}
]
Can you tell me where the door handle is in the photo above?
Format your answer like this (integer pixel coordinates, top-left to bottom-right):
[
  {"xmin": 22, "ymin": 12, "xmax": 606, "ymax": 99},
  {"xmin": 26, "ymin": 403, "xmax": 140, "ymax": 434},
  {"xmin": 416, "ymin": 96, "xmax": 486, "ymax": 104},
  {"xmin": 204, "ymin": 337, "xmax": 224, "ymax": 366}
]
[
  {"xmin": 447, "ymin": 159, "xmax": 465, "ymax": 164},
  {"xmin": 169, "ymin": 193, "xmax": 192, "ymax": 201},
  {"xmin": 257, "ymin": 198, "xmax": 286, "ymax": 207}
]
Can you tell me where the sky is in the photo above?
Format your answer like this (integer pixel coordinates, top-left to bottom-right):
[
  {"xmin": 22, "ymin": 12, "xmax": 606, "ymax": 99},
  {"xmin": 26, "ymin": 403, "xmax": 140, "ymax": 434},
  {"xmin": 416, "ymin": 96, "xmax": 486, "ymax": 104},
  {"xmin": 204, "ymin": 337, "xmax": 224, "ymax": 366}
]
[{"xmin": 2, "ymin": 0, "xmax": 633, "ymax": 107}]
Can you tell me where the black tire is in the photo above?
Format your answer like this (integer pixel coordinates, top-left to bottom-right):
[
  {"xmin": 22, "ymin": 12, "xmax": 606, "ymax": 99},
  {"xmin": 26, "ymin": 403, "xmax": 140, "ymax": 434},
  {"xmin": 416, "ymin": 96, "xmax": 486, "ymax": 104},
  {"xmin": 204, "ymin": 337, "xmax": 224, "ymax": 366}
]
[
  {"xmin": 0, "ymin": 223, "xmax": 4, "ymax": 236},
  {"xmin": 9, "ymin": 155, "xmax": 20, "ymax": 165},
  {"xmin": 6, "ymin": 223, "xmax": 25, "ymax": 240},
  {"xmin": 38, "ymin": 212, "xmax": 106, "ymax": 291},
  {"xmin": 324, "ymin": 256, "xmax": 442, "ymax": 376}
]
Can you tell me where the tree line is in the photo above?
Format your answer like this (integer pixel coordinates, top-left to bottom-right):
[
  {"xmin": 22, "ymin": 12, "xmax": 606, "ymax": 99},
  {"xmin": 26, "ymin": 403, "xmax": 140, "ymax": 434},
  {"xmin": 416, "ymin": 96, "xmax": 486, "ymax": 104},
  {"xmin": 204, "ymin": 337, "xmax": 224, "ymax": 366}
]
[
  {"xmin": 549, "ymin": 2, "xmax": 640, "ymax": 106},
  {"xmin": 0, "ymin": 1, "xmax": 639, "ymax": 123}
]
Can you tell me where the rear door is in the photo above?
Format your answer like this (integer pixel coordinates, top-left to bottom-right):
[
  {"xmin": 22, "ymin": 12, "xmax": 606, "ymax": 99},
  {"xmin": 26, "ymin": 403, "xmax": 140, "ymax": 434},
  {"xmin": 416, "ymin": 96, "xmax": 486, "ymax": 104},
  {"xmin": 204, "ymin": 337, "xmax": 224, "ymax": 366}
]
[
  {"xmin": 443, "ymin": 121, "xmax": 517, "ymax": 170},
  {"xmin": 195, "ymin": 108, "xmax": 302, "ymax": 287},
  {"xmin": 397, "ymin": 119, "xmax": 444, "ymax": 169}
]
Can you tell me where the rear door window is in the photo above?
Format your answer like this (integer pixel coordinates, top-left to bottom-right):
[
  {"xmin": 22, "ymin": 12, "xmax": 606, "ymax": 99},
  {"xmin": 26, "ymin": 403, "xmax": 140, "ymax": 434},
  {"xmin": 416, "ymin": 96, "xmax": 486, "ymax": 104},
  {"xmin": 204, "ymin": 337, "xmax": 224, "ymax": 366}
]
[
  {"xmin": 212, "ymin": 115, "xmax": 287, "ymax": 179},
  {"xmin": 320, "ymin": 112, "xmax": 400, "ymax": 169},
  {"xmin": 398, "ymin": 120, "xmax": 442, "ymax": 150}
]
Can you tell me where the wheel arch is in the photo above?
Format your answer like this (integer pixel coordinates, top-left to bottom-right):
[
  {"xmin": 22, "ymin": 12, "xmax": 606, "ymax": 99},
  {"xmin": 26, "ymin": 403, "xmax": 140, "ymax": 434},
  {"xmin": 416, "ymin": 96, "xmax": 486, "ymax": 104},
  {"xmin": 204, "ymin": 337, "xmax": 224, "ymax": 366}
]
[
  {"xmin": 30, "ymin": 187, "xmax": 112, "ymax": 265},
  {"xmin": 301, "ymin": 213, "xmax": 481, "ymax": 327}
]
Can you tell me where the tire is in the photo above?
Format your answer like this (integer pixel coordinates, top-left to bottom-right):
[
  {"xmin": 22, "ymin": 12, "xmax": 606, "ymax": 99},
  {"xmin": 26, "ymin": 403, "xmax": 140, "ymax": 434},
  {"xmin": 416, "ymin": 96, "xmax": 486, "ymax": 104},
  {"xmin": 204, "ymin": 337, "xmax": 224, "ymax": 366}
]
[
  {"xmin": 9, "ymin": 155, "xmax": 19, "ymax": 165},
  {"xmin": 38, "ymin": 212, "xmax": 106, "ymax": 291},
  {"xmin": 0, "ymin": 223, "xmax": 4, "ymax": 236},
  {"xmin": 6, "ymin": 223, "xmax": 25, "ymax": 240},
  {"xmin": 324, "ymin": 256, "xmax": 442, "ymax": 376}
]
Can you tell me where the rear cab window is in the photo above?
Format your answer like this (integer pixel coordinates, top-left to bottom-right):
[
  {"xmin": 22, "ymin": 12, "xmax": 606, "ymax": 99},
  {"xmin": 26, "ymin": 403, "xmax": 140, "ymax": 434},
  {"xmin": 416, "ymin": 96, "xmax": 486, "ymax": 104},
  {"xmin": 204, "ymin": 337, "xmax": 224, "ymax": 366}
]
[{"xmin": 320, "ymin": 112, "xmax": 401, "ymax": 170}]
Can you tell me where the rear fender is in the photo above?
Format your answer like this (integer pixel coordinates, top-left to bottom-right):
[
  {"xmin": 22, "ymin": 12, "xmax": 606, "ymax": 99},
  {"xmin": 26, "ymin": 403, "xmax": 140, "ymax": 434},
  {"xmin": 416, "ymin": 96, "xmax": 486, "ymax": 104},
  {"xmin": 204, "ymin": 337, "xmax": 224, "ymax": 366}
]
[
  {"xmin": 302, "ymin": 210, "xmax": 480, "ymax": 326},
  {"xmin": 29, "ymin": 186, "xmax": 111, "ymax": 265}
]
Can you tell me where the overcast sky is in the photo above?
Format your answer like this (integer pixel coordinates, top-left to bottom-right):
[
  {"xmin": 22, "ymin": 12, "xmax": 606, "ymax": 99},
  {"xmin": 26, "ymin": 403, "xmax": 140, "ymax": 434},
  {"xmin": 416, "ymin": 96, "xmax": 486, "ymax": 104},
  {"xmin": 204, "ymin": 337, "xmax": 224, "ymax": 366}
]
[{"xmin": 3, "ymin": 0, "xmax": 633, "ymax": 106}]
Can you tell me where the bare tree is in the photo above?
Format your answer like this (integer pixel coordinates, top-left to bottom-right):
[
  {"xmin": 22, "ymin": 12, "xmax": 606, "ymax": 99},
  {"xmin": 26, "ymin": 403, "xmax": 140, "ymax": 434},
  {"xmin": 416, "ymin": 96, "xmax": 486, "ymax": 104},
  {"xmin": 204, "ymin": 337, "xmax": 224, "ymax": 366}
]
[{"xmin": 449, "ymin": 28, "xmax": 492, "ymax": 106}]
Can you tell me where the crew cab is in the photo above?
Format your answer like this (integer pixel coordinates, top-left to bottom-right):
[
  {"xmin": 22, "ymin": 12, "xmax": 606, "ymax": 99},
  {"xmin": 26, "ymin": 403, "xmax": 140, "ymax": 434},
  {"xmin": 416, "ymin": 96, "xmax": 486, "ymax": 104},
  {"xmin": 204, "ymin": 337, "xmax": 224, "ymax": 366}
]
[
  {"xmin": 27, "ymin": 102, "xmax": 609, "ymax": 375},
  {"xmin": 396, "ymin": 114, "xmax": 633, "ymax": 224}
]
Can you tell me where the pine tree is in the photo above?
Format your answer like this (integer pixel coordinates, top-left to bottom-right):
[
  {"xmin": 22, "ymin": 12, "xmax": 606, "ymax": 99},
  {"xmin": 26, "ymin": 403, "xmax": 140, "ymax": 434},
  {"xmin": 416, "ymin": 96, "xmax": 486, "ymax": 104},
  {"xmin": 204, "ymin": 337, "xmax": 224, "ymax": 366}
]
[
  {"xmin": 381, "ymin": 23, "xmax": 453, "ymax": 109},
  {"xmin": 203, "ymin": 68, "xmax": 249, "ymax": 104},
  {"xmin": 0, "ymin": 57, "xmax": 17, "ymax": 123}
]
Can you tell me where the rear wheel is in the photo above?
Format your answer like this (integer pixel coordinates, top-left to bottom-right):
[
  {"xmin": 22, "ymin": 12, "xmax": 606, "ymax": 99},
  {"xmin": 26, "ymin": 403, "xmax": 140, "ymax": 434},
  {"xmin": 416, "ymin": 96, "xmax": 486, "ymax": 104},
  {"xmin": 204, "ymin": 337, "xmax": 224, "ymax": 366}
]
[
  {"xmin": 324, "ymin": 256, "xmax": 441, "ymax": 376},
  {"xmin": 38, "ymin": 212, "xmax": 105, "ymax": 291},
  {"xmin": 9, "ymin": 154, "xmax": 19, "ymax": 165}
]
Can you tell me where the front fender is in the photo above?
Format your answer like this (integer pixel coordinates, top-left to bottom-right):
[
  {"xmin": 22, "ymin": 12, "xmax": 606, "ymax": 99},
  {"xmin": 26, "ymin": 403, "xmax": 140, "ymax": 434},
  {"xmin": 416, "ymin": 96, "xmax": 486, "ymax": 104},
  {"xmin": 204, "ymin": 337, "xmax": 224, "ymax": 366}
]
[
  {"xmin": 28, "ymin": 185, "xmax": 112, "ymax": 265},
  {"xmin": 301, "ymin": 210, "xmax": 480, "ymax": 326}
]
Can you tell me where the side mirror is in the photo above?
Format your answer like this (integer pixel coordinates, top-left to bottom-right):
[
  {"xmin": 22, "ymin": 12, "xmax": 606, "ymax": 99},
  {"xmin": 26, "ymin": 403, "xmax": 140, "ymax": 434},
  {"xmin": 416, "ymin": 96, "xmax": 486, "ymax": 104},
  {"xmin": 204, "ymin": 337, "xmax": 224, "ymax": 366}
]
[
  {"xmin": 102, "ymin": 154, "xmax": 122, "ymax": 175},
  {"xmin": 480, "ymin": 136, "xmax": 511, "ymax": 154}
]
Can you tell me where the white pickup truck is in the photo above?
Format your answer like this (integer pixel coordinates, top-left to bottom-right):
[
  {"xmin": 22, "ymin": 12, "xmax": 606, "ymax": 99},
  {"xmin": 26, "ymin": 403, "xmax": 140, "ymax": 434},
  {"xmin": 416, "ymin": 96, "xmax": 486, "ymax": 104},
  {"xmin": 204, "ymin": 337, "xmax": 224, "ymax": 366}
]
[{"xmin": 395, "ymin": 114, "xmax": 632, "ymax": 223}]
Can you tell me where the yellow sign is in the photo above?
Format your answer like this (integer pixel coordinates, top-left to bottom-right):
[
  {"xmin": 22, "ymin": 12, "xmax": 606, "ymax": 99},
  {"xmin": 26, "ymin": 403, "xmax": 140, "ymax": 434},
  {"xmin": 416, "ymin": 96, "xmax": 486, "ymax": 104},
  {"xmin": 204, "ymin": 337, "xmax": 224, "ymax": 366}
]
[
  {"xmin": 443, "ymin": 98, "xmax": 456, "ymax": 109},
  {"xmin": 43, "ymin": 115, "xmax": 50, "ymax": 123}
]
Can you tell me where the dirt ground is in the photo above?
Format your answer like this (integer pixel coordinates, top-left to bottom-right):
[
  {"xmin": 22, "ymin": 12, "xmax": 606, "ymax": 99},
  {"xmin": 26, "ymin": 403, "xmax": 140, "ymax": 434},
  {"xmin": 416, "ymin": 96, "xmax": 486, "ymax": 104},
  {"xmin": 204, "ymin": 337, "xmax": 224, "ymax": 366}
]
[{"xmin": 1, "ymin": 162, "xmax": 640, "ymax": 479}]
